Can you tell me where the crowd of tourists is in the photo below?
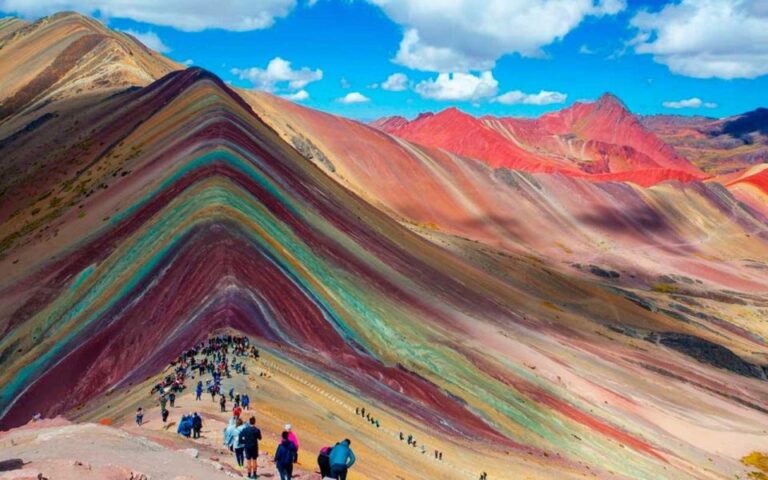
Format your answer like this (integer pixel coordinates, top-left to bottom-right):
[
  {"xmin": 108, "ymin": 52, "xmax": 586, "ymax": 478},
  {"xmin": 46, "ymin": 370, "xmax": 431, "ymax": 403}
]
[{"xmin": 136, "ymin": 334, "xmax": 357, "ymax": 479}]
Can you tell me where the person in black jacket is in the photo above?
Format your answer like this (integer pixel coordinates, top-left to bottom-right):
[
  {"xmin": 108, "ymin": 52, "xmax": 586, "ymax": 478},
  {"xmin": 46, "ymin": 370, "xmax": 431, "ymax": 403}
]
[
  {"xmin": 317, "ymin": 445, "xmax": 332, "ymax": 478},
  {"xmin": 274, "ymin": 431, "xmax": 298, "ymax": 480},
  {"xmin": 192, "ymin": 412, "xmax": 202, "ymax": 438},
  {"xmin": 238, "ymin": 416, "xmax": 262, "ymax": 479}
]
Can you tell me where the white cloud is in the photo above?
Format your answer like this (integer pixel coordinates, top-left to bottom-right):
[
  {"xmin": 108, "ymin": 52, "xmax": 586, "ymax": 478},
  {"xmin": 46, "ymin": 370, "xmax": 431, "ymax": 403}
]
[
  {"xmin": 662, "ymin": 97, "xmax": 718, "ymax": 109},
  {"xmin": 631, "ymin": 0, "xmax": 768, "ymax": 79},
  {"xmin": 0, "ymin": 0, "xmax": 297, "ymax": 31},
  {"xmin": 414, "ymin": 71, "xmax": 498, "ymax": 101},
  {"xmin": 381, "ymin": 73, "xmax": 409, "ymax": 91},
  {"xmin": 120, "ymin": 29, "xmax": 170, "ymax": 53},
  {"xmin": 340, "ymin": 77, "xmax": 351, "ymax": 89},
  {"xmin": 579, "ymin": 44, "xmax": 595, "ymax": 54},
  {"xmin": 282, "ymin": 89, "xmax": 309, "ymax": 101},
  {"xmin": 182, "ymin": 59, "xmax": 194, "ymax": 66},
  {"xmin": 337, "ymin": 92, "xmax": 370, "ymax": 104},
  {"xmin": 367, "ymin": 0, "xmax": 626, "ymax": 72},
  {"xmin": 231, "ymin": 57, "xmax": 322, "ymax": 92},
  {"xmin": 495, "ymin": 89, "xmax": 567, "ymax": 105}
]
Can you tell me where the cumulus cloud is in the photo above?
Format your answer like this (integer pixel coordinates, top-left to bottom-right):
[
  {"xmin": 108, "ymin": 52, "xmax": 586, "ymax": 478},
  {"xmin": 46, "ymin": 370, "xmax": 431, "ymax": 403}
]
[
  {"xmin": 337, "ymin": 92, "xmax": 370, "ymax": 104},
  {"xmin": 662, "ymin": 97, "xmax": 718, "ymax": 109},
  {"xmin": 282, "ymin": 89, "xmax": 309, "ymax": 101},
  {"xmin": 231, "ymin": 57, "xmax": 322, "ymax": 92},
  {"xmin": 120, "ymin": 29, "xmax": 170, "ymax": 53},
  {"xmin": 495, "ymin": 90, "xmax": 567, "ymax": 105},
  {"xmin": 0, "ymin": 0, "xmax": 296, "ymax": 31},
  {"xmin": 631, "ymin": 0, "xmax": 768, "ymax": 79},
  {"xmin": 415, "ymin": 71, "xmax": 498, "ymax": 101},
  {"xmin": 381, "ymin": 73, "xmax": 409, "ymax": 91},
  {"xmin": 367, "ymin": 0, "xmax": 625, "ymax": 72},
  {"xmin": 182, "ymin": 59, "xmax": 194, "ymax": 66}
]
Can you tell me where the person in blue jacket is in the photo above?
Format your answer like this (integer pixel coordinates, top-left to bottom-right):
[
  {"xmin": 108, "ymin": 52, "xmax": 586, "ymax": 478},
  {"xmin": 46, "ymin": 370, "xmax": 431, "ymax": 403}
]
[
  {"xmin": 329, "ymin": 439, "xmax": 355, "ymax": 480},
  {"xmin": 223, "ymin": 417, "xmax": 237, "ymax": 450},
  {"xmin": 195, "ymin": 381, "xmax": 203, "ymax": 401},
  {"xmin": 273, "ymin": 430, "xmax": 298, "ymax": 480},
  {"xmin": 177, "ymin": 414, "xmax": 192, "ymax": 438}
]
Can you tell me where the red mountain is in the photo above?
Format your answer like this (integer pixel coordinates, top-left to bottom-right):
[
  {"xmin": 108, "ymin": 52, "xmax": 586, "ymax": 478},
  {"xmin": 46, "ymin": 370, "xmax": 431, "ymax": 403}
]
[{"xmin": 374, "ymin": 94, "xmax": 706, "ymax": 186}]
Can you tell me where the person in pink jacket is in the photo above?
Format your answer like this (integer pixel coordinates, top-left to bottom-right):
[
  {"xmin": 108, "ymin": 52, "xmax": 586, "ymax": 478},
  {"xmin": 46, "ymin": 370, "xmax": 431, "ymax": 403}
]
[{"xmin": 285, "ymin": 424, "xmax": 300, "ymax": 454}]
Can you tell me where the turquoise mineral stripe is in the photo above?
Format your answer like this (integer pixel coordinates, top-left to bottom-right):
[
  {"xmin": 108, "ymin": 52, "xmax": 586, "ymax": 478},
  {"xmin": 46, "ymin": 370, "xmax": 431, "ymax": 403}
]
[
  {"xmin": 111, "ymin": 148, "xmax": 299, "ymax": 224},
  {"xmin": 1, "ymin": 180, "xmax": 366, "ymax": 409}
]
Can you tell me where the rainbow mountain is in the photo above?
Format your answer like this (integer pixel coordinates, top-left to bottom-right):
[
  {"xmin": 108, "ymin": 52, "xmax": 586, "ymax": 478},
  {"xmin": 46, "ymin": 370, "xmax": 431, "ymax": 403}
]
[{"xmin": 1, "ymin": 11, "xmax": 767, "ymax": 480}]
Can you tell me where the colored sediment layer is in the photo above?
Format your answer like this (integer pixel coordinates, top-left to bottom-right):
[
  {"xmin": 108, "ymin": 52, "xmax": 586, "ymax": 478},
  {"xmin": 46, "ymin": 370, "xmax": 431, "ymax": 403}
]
[{"xmin": 0, "ymin": 13, "xmax": 767, "ymax": 480}]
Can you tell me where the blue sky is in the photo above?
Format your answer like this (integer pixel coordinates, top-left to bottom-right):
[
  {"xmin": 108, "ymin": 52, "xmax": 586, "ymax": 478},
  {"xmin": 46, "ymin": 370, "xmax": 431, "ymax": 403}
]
[{"xmin": 2, "ymin": 0, "xmax": 767, "ymax": 120}]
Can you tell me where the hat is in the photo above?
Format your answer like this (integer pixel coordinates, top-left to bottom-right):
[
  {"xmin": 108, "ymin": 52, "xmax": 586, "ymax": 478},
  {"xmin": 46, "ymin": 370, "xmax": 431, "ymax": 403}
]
[{"xmin": 285, "ymin": 424, "xmax": 292, "ymax": 431}]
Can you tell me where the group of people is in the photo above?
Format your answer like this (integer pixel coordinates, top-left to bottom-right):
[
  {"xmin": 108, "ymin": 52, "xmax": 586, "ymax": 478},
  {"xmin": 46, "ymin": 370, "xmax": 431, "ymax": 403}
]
[
  {"xmin": 222, "ymin": 405, "xmax": 356, "ymax": 480},
  {"xmin": 176, "ymin": 412, "xmax": 204, "ymax": 438},
  {"xmin": 317, "ymin": 440, "xmax": 356, "ymax": 480},
  {"xmin": 142, "ymin": 334, "xmax": 367, "ymax": 479},
  {"xmin": 355, "ymin": 407, "xmax": 380, "ymax": 428}
]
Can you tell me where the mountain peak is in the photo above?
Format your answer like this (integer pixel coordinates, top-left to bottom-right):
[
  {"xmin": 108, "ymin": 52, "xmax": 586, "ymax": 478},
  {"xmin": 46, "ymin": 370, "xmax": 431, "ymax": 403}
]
[{"xmin": 595, "ymin": 92, "xmax": 629, "ymax": 111}]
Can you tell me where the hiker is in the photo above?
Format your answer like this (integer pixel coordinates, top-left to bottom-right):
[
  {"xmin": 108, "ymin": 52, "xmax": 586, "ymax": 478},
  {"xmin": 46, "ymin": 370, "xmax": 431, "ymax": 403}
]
[
  {"xmin": 159, "ymin": 395, "xmax": 167, "ymax": 411},
  {"xmin": 229, "ymin": 387, "xmax": 235, "ymax": 401},
  {"xmin": 285, "ymin": 424, "xmax": 300, "ymax": 452},
  {"xmin": 329, "ymin": 439, "xmax": 355, "ymax": 480},
  {"xmin": 274, "ymin": 431, "xmax": 298, "ymax": 480},
  {"xmin": 232, "ymin": 417, "xmax": 246, "ymax": 468},
  {"xmin": 233, "ymin": 404, "xmax": 242, "ymax": 419},
  {"xmin": 192, "ymin": 412, "xmax": 203, "ymax": 439},
  {"xmin": 242, "ymin": 393, "xmax": 250, "ymax": 411},
  {"xmin": 161, "ymin": 408, "xmax": 169, "ymax": 423},
  {"xmin": 317, "ymin": 446, "xmax": 332, "ymax": 478},
  {"xmin": 238, "ymin": 416, "xmax": 262, "ymax": 479},
  {"xmin": 224, "ymin": 417, "xmax": 237, "ymax": 451},
  {"xmin": 177, "ymin": 414, "xmax": 192, "ymax": 437},
  {"xmin": 220, "ymin": 394, "xmax": 227, "ymax": 412},
  {"xmin": 169, "ymin": 392, "xmax": 176, "ymax": 407},
  {"xmin": 135, "ymin": 408, "xmax": 143, "ymax": 426},
  {"xmin": 196, "ymin": 381, "xmax": 203, "ymax": 401}
]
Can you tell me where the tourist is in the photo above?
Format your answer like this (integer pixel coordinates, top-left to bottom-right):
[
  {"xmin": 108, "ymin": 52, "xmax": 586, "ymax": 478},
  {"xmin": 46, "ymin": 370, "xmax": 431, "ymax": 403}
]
[
  {"xmin": 233, "ymin": 417, "xmax": 246, "ymax": 468},
  {"xmin": 317, "ymin": 446, "xmax": 332, "ymax": 478},
  {"xmin": 274, "ymin": 431, "xmax": 298, "ymax": 480},
  {"xmin": 242, "ymin": 393, "xmax": 250, "ymax": 411},
  {"xmin": 285, "ymin": 424, "xmax": 300, "ymax": 452},
  {"xmin": 219, "ymin": 394, "xmax": 226, "ymax": 412},
  {"xmin": 161, "ymin": 407, "xmax": 169, "ymax": 423},
  {"xmin": 223, "ymin": 417, "xmax": 236, "ymax": 450},
  {"xmin": 238, "ymin": 416, "xmax": 262, "ymax": 479},
  {"xmin": 196, "ymin": 381, "xmax": 203, "ymax": 401},
  {"xmin": 135, "ymin": 407, "xmax": 143, "ymax": 426},
  {"xmin": 192, "ymin": 412, "xmax": 202, "ymax": 438},
  {"xmin": 329, "ymin": 439, "xmax": 355, "ymax": 480},
  {"xmin": 177, "ymin": 414, "xmax": 192, "ymax": 437}
]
